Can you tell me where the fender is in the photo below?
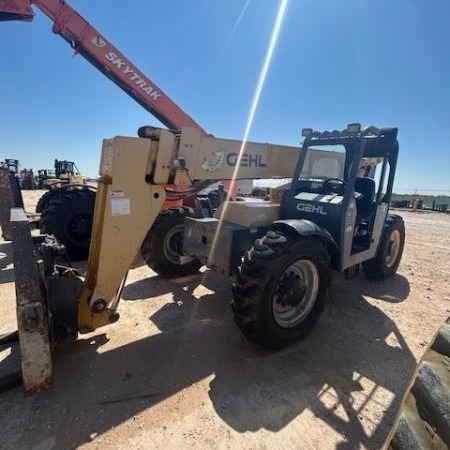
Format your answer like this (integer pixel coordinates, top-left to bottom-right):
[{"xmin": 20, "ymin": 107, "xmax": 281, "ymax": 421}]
[{"xmin": 271, "ymin": 219, "xmax": 339, "ymax": 269}]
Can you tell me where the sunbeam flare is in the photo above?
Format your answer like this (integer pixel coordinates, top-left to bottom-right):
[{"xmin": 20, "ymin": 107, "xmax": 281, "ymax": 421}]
[{"xmin": 208, "ymin": 0, "xmax": 289, "ymax": 266}]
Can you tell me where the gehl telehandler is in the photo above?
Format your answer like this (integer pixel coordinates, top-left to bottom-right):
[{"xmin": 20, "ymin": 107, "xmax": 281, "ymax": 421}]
[
  {"xmin": 0, "ymin": 1, "xmax": 404, "ymax": 396},
  {"xmin": 1, "ymin": 123, "xmax": 405, "ymax": 393}
]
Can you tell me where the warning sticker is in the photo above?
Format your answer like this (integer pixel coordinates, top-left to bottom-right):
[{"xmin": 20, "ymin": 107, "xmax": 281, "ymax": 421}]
[
  {"xmin": 111, "ymin": 197, "xmax": 130, "ymax": 216},
  {"xmin": 111, "ymin": 190, "xmax": 125, "ymax": 198}
]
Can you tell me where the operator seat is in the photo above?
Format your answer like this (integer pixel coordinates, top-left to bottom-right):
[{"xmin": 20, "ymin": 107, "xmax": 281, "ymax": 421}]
[{"xmin": 354, "ymin": 177, "xmax": 375, "ymax": 221}]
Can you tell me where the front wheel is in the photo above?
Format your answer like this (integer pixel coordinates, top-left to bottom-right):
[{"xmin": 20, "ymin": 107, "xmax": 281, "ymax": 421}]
[
  {"xmin": 363, "ymin": 214, "xmax": 405, "ymax": 280},
  {"xmin": 232, "ymin": 231, "xmax": 330, "ymax": 350},
  {"xmin": 141, "ymin": 207, "xmax": 202, "ymax": 278}
]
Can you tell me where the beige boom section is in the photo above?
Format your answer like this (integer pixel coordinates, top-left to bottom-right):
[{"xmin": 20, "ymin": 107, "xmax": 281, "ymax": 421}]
[
  {"xmin": 78, "ymin": 137, "xmax": 166, "ymax": 332},
  {"xmin": 178, "ymin": 127, "xmax": 344, "ymax": 181}
]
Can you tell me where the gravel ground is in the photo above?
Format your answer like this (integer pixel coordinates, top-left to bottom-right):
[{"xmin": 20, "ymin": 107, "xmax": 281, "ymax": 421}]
[{"xmin": 0, "ymin": 191, "xmax": 449, "ymax": 450}]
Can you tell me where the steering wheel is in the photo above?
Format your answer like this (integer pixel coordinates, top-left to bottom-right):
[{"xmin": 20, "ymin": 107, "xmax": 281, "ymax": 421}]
[{"xmin": 322, "ymin": 177, "xmax": 346, "ymax": 195}]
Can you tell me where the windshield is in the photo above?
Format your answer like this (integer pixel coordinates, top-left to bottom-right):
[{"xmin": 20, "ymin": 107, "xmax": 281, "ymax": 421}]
[{"xmin": 299, "ymin": 146, "xmax": 346, "ymax": 180}]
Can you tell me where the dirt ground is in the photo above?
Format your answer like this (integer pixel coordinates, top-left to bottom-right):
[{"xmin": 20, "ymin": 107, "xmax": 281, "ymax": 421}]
[{"xmin": 1, "ymin": 190, "xmax": 449, "ymax": 450}]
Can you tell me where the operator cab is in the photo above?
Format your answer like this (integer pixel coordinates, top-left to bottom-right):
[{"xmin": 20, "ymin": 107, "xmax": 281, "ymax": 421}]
[
  {"xmin": 55, "ymin": 160, "xmax": 76, "ymax": 178},
  {"xmin": 280, "ymin": 124, "xmax": 399, "ymax": 271}
]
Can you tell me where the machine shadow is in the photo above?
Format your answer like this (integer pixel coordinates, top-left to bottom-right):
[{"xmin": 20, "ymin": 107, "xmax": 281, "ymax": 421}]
[
  {"xmin": 206, "ymin": 273, "xmax": 413, "ymax": 448},
  {"xmin": 1, "ymin": 272, "xmax": 414, "ymax": 450}
]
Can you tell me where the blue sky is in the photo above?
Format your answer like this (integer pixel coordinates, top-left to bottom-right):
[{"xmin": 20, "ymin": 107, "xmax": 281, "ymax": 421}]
[{"xmin": 1, "ymin": 0, "xmax": 449, "ymax": 193}]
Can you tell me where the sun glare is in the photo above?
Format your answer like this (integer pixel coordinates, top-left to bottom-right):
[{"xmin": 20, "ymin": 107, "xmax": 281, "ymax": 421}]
[{"xmin": 208, "ymin": 0, "xmax": 289, "ymax": 265}]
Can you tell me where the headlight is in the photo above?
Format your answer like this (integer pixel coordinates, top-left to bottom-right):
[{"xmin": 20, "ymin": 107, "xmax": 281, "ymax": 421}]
[
  {"xmin": 301, "ymin": 128, "xmax": 313, "ymax": 138},
  {"xmin": 347, "ymin": 123, "xmax": 361, "ymax": 135}
]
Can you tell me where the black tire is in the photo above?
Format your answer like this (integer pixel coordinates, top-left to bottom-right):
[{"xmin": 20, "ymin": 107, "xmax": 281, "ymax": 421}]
[
  {"xmin": 141, "ymin": 207, "xmax": 202, "ymax": 278},
  {"xmin": 36, "ymin": 189, "xmax": 62, "ymax": 213},
  {"xmin": 363, "ymin": 214, "xmax": 405, "ymax": 280},
  {"xmin": 232, "ymin": 230, "xmax": 330, "ymax": 350},
  {"xmin": 387, "ymin": 318, "xmax": 450, "ymax": 449},
  {"xmin": 40, "ymin": 189, "xmax": 95, "ymax": 260}
]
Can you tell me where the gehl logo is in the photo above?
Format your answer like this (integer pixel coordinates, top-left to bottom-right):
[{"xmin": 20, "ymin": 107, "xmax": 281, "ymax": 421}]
[
  {"xmin": 201, "ymin": 151, "xmax": 267, "ymax": 172},
  {"xmin": 226, "ymin": 153, "xmax": 267, "ymax": 167},
  {"xmin": 296, "ymin": 203, "xmax": 327, "ymax": 215}
]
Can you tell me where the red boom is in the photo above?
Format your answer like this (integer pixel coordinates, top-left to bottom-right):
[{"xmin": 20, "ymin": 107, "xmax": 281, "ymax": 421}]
[{"xmin": 0, "ymin": 0, "xmax": 208, "ymax": 136}]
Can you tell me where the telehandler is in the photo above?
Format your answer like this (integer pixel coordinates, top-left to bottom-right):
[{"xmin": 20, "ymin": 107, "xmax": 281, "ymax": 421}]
[{"xmin": 0, "ymin": 121, "xmax": 405, "ymax": 394}]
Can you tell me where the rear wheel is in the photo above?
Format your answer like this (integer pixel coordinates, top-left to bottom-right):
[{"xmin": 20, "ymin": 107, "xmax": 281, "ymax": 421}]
[
  {"xmin": 141, "ymin": 207, "xmax": 202, "ymax": 278},
  {"xmin": 36, "ymin": 185, "xmax": 96, "ymax": 213},
  {"xmin": 40, "ymin": 189, "xmax": 95, "ymax": 260},
  {"xmin": 232, "ymin": 230, "xmax": 330, "ymax": 350},
  {"xmin": 363, "ymin": 214, "xmax": 405, "ymax": 279},
  {"xmin": 36, "ymin": 189, "xmax": 62, "ymax": 213}
]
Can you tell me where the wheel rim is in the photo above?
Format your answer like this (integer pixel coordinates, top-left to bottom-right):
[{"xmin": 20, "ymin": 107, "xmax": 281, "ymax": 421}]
[
  {"xmin": 272, "ymin": 259, "xmax": 320, "ymax": 328},
  {"xmin": 66, "ymin": 212, "xmax": 93, "ymax": 246},
  {"xmin": 163, "ymin": 224, "xmax": 195, "ymax": 266},
  {"xmin": 385, "ymin": 229, "xmax": 401, "ymax": 268}
]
